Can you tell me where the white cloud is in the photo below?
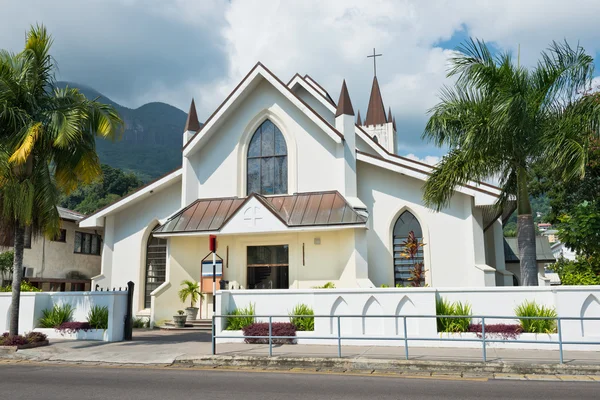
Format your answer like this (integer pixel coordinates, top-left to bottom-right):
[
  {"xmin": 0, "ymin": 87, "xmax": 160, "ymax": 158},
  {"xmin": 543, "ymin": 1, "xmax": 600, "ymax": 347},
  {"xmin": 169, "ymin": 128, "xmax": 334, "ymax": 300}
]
[{"xmin": 405, "ymin": 154, "xmax": 440, "ymax": 166}]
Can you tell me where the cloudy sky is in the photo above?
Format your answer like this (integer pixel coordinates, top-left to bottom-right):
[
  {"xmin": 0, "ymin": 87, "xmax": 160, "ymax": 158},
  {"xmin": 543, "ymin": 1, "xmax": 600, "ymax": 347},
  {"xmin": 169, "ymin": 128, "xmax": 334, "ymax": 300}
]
[{"xmin": 2, "ymin": 0, "xmax": 600, "ymax": 161}]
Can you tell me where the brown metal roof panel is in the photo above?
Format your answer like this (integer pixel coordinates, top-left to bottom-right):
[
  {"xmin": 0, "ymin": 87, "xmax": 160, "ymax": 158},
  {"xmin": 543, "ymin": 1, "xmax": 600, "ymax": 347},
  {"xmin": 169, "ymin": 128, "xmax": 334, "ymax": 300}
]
[
  {"xmin": 278, "ymin": 196, "xmax": 296, "ymax": 222},
  {"xmin": 173, "ymin": 202, "xmax": 200, "ymax": 231},
  {"xmin": 269, "ymin": 196, "xmax": 285, "ymax": 213},
  {"xmin": 299, "ymin": 194, "xmax": 323, "ymax": 225},
  {"xmin": 314, "ymin": 192, "xmax": 336, "ymax": 224},
  {"xmin": 289, "ymin": 194, "xmax": 310, "ymax": 225},
  {"xmin": 224, "ymin": 199, "xmax": 245, "ymax": 221},
  {"xmin": 341, "ymin": 204, "xmax": 359, "ymax": 223},
  {"xmin": 328, "ymin": 193, "xmax": 347, "ymax": 224},
  {"xmin": 156, "ymin": 214, "xmax": 180, "ymax": 233},
  {"xmin": 196, "ymin": 200, "xmax": 222, "ymax": 231},
  {"xmin": 186, "ymin": 200, "xmax": 211, "ymax": 231},
  {"xmin": 208, "ymin": 199, "xmax": 235, "ymax": 230}
]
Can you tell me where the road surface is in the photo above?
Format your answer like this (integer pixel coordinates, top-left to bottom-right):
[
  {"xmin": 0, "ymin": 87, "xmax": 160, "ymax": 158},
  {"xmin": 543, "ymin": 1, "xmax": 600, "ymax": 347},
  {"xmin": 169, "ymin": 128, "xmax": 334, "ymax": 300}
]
[{"xmin": 1, "ymin": 363, "xmax": 597, "ymax": 399}]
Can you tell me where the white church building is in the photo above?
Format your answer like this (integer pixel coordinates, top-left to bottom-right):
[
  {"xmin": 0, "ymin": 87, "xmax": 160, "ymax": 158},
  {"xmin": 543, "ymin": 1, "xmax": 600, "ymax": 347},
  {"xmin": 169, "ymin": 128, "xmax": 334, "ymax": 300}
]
[{"xmin": 80, "ymin": 63, "xmax": 526, "ymax": 323}]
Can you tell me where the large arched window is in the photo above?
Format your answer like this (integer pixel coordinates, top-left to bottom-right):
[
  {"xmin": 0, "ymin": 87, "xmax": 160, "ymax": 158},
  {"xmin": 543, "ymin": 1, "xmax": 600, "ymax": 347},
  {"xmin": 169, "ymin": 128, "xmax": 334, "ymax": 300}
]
[
  {"xmin": 393, "ymin": 211, "xmax": 424, "ymax": 287},
  {"xmin": 144, "ymin": 234, "xmax": 167, "ymax": 308},
  {"xmin": 247, "ymin": 119, "xmax": 287, "ymax": 195}
]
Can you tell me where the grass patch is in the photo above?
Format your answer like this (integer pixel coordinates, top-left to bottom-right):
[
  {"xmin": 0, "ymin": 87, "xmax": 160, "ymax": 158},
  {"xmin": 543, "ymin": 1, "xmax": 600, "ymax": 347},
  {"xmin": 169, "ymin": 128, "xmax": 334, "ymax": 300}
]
[
  {"xmin": 289, "ymin": 303, "xmax": 314, "ymax": 331},
  {"xmin": 225, "ymin": 303, "xmax": 255, "ymax": 330},
  {"xmin": 514, "ymin": 300, "xmax": 557, "ymax": 333},
  {"xmin": 38, "ymin": 304, "xmax": 74, "ymax": 328},
  {"xmin": 436, "ymin": 297, "xmax": 472, "ymax": 333}
]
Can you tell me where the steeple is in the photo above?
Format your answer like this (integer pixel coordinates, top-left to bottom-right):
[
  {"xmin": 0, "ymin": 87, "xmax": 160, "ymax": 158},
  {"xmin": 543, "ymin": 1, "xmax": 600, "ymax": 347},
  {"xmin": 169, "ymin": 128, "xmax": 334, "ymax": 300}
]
[
  {"xmin": 356, "ymin": 110, "xmax": 362, "ymax": 125},
  {"xmin": 392, "ymin": 116, "xmax": 396, "ymax": 131},
  {"xmin": 387, "ymin": 107, "xmax": 393, "ymax": 124},
  {"xmin": 364, "ymin": 76, "xmax": 387, "ymax": 126},
  {"xmin": 335, "ymin": 80, "xmax": 354, "ymax": 117},
  {"xmin": 184, "ymin": 98, "xmax": 201, "ymax": 133}
]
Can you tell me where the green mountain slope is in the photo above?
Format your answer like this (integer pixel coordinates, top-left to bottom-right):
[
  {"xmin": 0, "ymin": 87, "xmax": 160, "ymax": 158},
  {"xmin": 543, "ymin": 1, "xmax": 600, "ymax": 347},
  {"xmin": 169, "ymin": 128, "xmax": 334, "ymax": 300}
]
[{"xmin": 56, "ymin": 82, "xmax": 192, "ymax": 181}]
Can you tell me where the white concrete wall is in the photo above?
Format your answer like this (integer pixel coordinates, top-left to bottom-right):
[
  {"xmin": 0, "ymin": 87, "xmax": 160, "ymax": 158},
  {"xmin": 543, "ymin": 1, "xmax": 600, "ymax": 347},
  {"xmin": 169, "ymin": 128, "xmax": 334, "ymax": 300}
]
[
  {"xmin": 357, "ymin": 161, "xmax": 486, "ymax": 288},
  {"xmin": 21, "ymin": 220, "xmax": 101, "ymax": 280},
  {"xmin": 94, "ymin": 181, "xmax": 182, "ymax": 314},
  {"xmin": 0, "ymin": 291, "xmax": 128, "ymax": 341},
  {"xmin": 216, "ymin": 286, "xmax": 600, "ymax": 350}
]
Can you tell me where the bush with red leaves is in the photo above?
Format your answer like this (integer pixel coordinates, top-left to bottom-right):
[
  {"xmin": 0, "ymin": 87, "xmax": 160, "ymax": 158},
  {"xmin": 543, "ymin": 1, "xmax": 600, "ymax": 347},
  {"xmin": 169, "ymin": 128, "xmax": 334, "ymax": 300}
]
[
  {"xmin": 468, "ymin": 323, "xmax": 523, "ymax": 340},
  {"xmin": 0, "ymin": 334, "xmax": 28, "ymax": 346},
  {"xmin": 243, "ymin": 322, "xmax": 296, "ymax": 344},
  {"xmin": 25, "ymin": 331, "xmax": 48, "ymax": 343},
  {"xmin": 57, "ymin": 322, "xmax": 92, "ymax": 335}
]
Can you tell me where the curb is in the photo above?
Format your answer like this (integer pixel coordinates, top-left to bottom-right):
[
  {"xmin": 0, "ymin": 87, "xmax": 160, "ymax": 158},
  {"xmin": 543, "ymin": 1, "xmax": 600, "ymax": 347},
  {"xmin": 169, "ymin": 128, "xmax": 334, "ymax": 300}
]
[{"xmin": 175, "ymin": 355, "xmax": 600, "ymax": 376}]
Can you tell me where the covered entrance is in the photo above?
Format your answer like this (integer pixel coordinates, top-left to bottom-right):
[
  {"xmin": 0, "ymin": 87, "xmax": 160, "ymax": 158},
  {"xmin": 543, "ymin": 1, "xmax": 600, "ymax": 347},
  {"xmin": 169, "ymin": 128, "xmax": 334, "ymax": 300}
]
[{"xmin": 247, "ymin": 245, "xmax": 289, "ymax": 289}]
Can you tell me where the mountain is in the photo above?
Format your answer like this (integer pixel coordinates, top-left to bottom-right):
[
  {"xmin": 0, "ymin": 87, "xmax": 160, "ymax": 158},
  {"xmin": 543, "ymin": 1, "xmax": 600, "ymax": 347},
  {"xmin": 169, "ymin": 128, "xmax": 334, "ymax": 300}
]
[{"xmin": 56, "ymin": 82, "xmax": 191, "ymax": 181}]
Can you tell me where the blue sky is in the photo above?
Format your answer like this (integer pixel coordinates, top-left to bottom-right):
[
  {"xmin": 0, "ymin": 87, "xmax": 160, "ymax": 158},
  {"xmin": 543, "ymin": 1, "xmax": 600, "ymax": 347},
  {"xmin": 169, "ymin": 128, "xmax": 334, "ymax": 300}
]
[{"xmin": 2, "ymin": 0, "xmax": 600, "ymax": 163}]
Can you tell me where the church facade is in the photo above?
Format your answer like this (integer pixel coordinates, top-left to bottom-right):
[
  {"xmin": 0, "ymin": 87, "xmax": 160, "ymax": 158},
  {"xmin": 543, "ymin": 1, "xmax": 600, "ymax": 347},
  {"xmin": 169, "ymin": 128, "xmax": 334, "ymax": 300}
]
[{"xmin": 80, "ymin": 63, "xmax": 522, "ymax": 323}]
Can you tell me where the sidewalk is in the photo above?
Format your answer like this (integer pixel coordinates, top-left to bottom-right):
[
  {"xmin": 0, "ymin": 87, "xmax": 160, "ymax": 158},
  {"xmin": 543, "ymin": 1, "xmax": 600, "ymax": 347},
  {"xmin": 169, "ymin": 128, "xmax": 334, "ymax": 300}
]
[{"xmin": 6, "ymin": 330, "xmax": 600, "ymax": 376}]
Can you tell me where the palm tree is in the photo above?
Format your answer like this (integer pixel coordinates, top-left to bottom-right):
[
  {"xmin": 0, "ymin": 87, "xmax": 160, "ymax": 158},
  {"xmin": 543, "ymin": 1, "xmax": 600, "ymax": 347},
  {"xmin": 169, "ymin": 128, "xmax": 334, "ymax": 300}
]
[
  {"xmin": 423, "ymin": 39, "xmax": 600, "ymax": 286},
  {"xmin": 178, "ymin": 280, "xmax": 203, "ymax": 308},
  {"xmin": 0, "ymin": 25, "xmax": 123, "ymax": 335}
]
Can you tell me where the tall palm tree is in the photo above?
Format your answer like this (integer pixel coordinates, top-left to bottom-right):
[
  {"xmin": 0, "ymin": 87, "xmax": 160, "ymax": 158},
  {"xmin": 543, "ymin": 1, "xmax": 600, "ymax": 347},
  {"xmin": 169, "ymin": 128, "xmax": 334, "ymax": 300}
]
[
  {"xmin": 0, "ymin": 25, "xmax": 123, "ymax": 335},
  {"xmin": 423, "ymin": 39, "xmax": 600, "ymax": 286}
]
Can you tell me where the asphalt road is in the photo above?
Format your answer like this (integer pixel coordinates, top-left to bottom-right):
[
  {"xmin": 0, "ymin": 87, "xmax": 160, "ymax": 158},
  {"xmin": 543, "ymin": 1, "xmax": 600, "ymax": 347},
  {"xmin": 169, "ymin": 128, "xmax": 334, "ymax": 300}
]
[{"xmin": 1, "ymin": 364, "xmax": 598, "ymax": 399}]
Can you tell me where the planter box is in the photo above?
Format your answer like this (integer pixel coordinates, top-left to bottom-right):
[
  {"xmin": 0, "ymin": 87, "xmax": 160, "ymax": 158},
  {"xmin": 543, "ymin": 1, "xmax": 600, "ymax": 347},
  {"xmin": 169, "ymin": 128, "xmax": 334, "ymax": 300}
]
[
  {"xmin": 34, "ymin": 328, "xmax": 108, "ymax": 341},
  {"xmin": 433, "ymin": 332, "xmax": 560, "ymax": 350}
]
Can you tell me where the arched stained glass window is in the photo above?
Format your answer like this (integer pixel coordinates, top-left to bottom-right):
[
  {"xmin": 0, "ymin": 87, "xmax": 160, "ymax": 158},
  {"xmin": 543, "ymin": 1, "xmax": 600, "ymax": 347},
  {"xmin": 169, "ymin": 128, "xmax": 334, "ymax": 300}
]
[
  {"xmin": 144, "ymin": 233, "xmax": 167, "ymax": 308},
  {"xmin": 393, "ymin": 211, "xmax": 424, "ymax": 287},
  {"xmin": 247, "ymin": 120, "xmax": 287, "ymax": 195}
]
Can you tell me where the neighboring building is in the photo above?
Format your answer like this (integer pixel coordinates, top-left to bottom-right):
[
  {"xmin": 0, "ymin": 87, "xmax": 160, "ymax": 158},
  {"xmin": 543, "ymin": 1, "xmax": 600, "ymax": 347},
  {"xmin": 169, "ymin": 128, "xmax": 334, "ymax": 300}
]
[
  {"xmin": 9, "ymin": 208, "xmax": 102, "ymax": 291},
  {"xmin": 551, "ymin": 241, "xmax": 577, "ymax": 262},
  {"xmin": 503, "ymin": 236, "xmax": 556, "ymax": 286},
  {"xmin": 80, "ymin": 63, "xmax": 516, "ymax": 323},
  {"xmin": 537, "ymin": 222, "xmax": 552, "ymax": 232},
  {"xmin": 541, "ymin": 229, "xmax": 559, "ymax": 244}
]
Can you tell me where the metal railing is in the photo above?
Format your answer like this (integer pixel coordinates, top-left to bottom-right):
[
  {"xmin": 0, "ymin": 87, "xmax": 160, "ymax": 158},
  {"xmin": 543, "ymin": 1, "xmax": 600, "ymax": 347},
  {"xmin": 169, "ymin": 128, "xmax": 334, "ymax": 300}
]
[{"xmin": 211, "ymin": 314, "xmax": 600, "ymax": 364}]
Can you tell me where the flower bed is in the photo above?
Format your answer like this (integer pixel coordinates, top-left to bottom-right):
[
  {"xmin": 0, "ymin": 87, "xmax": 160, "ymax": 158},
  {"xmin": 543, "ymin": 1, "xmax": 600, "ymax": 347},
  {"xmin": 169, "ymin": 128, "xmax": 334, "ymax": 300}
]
[
  {"xmin": 242, "ymin": 322, "xmax": 296, "ymax": 344},
  {"xmin": 34, "ymin": 322, "xmax": 107, "ymax": 341},
  {"xmin": 0, "ymin": 331, "xmax": 49, "ymax": 350}
]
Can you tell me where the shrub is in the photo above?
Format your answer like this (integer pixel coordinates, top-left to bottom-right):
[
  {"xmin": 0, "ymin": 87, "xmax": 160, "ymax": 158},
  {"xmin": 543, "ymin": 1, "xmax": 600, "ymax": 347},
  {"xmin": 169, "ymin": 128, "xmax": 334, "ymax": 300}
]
[
  {"xmin": 243, "ymin": 322, "xmax": 296, "ymax": 344},
  {"xmin": 289, "ymin": 304, "xmax": 314, "ymax": 331},
  {"xmin": 436, "ymin": 297, "xmax": 472, "ymax": 332},
  {"xmin": 57, "ymin": 322, "xmax": 91, "ymax": 335},
  {"xmin": 133, "ymin": 317, "xmax": 149, "ymax": 329},
  {"xmin": 0, "ymin": 333, "xmax": 28, "ymax": 346},
  {"xmin": 551, "ymin": 257, "xmax": 600, "ymax": 285},
  {"xmin": 25, "ymin": 331, "xmax": 48, "ymax": 343},
  {"xmin": 87, "ymin": 305, "xmax": 109, "ymax": 330},
  {"xmin": 225, "ymin": 303, "xmax": 255, "ymax": 330},
  {"xmin": 313, "ymin": 282, "xmax": 335, "ymax": 289},
  {"xmin": 514, "ymin": 301, "xmax": 557, "ymax": 333},
  {"xmin": 468, "ymin": 324, "xmax": 523, "ymax": 340},
  {"xmin": 0, "ymin": 281, "xmax": 42, "ymax": 292},
  {"xmin": 38, "ymin": 304, "xmax": 74, "ymax": 328}
]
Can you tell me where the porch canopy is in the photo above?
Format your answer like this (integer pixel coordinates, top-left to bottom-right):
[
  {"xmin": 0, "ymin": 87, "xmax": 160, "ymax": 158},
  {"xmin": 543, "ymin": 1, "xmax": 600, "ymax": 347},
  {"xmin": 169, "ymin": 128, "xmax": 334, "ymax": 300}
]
[{"xmin": 152, "ymin": 191, "xmax": 367, "ymax": 237}]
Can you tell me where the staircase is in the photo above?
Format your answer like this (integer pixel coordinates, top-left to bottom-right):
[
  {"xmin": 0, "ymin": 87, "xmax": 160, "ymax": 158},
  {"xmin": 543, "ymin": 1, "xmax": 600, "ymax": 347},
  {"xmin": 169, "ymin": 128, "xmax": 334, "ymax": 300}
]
[{"xmin": 159, "ymin": 319, "xmax": 212, "ymax": 332}]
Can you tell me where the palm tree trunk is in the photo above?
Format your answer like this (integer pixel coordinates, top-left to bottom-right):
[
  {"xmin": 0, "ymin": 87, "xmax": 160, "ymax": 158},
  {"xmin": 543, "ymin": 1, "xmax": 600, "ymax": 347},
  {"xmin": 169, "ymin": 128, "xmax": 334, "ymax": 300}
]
[
  {"xmin": 516, "ymin": 168, "xmax": 538, "ymax": 286},
  {"xmin": 9, "ymin": 224, "xmax": 25, "ymax": 336}
]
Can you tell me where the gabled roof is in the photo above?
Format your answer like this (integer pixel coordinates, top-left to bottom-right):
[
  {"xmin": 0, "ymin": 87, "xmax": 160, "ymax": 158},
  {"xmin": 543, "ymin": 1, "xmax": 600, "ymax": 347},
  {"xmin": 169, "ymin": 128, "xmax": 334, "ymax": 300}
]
[
  {"xmin": 153, "ymin": 191, "xmax": 366, "ymax": 235},
  {"xmin": 183, "ymin": 63, "xmax": 343, "ymax": 158},
  {"xmin": 58, "ymin": 207, "xmax": 85, "ymax": 222},
  {"xmin": 335, "ymin": 80, "xmax": 354, "ymax": 117},
  {"xmin": 287, "ymin": 73, "xmax": 337, "ymax": 114},
  {"xmin": 184, "ymin": 98, "xmax": 201, "ymax": 132},
  {"xmin": 365, "ymin": 76, "xmax": 387, "ymax": 126},
  {"xmin": 304, "ymin": 75, "xmax": 336, "ymax": 105},
  {"xmin": 504, "ymin": 237, "xmax": 556, "ymax": 263}
]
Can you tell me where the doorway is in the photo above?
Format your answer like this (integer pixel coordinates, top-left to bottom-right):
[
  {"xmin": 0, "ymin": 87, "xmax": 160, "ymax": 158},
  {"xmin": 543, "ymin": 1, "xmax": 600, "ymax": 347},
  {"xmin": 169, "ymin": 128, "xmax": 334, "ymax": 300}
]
[{"xmin": 247, "ymin": 245, "xmax": 289, "ymax": 289}]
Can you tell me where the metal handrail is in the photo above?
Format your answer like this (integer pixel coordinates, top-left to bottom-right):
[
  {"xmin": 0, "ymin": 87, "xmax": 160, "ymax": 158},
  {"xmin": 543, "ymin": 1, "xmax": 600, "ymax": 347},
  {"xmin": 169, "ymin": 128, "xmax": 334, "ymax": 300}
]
[{"xmin": 211, "ymin": 313, "xmax": 600, "ymax": 363}]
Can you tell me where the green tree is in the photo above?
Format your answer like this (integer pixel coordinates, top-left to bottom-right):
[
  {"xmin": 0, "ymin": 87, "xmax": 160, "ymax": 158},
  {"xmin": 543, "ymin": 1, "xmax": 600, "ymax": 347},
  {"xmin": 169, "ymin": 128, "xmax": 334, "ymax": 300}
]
[
  {"xmin": 0, "ymin": 250, "xmax": 13, "ymax": 287},
  {"xmin": 422, "ymin": 39, "xmax": 600, "ymax": 286},
  {"xmin": 0, "ymin": 25, "xmax": 123, "ymax": 335},
  {"xmin": 557, "ymin": 201, "xmax": 600, "ymax": 267}
]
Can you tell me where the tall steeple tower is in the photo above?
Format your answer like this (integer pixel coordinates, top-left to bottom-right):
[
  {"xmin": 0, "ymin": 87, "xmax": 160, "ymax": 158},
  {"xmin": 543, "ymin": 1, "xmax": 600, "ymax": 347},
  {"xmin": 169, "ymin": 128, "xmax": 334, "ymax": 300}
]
[{"xmin": 360, "ymin": 49, "xmax": 397, "ymax": 154}]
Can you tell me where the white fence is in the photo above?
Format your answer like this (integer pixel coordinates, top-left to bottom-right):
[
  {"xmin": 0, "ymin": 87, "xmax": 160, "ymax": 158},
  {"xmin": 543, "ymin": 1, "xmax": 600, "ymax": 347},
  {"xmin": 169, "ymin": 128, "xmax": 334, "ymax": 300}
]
[
  {"xmin": 0, "ymin": 291, "xmax": 128, "ymax": 342},
  {"xmin": 216, "ymin": 286, "xmax": 600, "ymax": 350}
]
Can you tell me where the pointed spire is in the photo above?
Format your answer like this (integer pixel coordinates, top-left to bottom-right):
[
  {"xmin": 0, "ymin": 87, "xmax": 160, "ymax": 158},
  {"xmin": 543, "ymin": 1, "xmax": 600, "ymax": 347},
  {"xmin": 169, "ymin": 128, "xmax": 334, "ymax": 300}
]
[
  {"xmin": 184, "ymin": 98, "xmax": 201, "ymax": 132},
  {"xmin": 365, "ymin": 76, "xmax": 387, "ymax": 126},
  {"xmin": 356, "ymin": 110, "xmax": 362, "ymax": 125},
  {"xmin": 335, "ymin": 80, "xmax": 355, "ymax": 117},
  {"xmin": 387, "ymin": 107, "xmax": 393, "ymax": 123},
  {"xmin": 392, "ymin": 116, "xmax": 397, "ymax": 131}
]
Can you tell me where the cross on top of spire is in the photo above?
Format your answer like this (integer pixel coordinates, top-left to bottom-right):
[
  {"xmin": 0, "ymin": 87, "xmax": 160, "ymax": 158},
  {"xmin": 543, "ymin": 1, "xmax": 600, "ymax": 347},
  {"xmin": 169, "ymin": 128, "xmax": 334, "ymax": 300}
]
[{"xmin": 367, "ymin": 48, "xmax": 383, "ymax": 77}]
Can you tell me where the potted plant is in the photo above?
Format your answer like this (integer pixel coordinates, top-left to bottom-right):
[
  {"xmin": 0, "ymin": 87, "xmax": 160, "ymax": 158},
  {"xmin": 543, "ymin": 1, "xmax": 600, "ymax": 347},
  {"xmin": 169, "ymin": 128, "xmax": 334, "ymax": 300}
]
[
  {"xmin": 173, "ymin": 310, "xmax": 187, "ymax": 328},
  {"xmin": 178, "ymin": 280, "xmax": 204, "ymax": 321}
]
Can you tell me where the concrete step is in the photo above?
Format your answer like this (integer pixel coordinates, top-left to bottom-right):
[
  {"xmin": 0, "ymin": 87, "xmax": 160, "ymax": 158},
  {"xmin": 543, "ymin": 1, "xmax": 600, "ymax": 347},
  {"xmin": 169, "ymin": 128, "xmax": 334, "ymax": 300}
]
[{"xmin": 160, "ymin": 319, "xmax": 213, "ymax": 331}]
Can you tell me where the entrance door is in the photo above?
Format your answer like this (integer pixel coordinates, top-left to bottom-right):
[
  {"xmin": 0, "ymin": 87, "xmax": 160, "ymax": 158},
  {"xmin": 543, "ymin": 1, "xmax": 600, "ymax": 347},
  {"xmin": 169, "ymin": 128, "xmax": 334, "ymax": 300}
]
[{"xmin": 247, "ymin": 245, "xmax": 289, "ymax": 289}]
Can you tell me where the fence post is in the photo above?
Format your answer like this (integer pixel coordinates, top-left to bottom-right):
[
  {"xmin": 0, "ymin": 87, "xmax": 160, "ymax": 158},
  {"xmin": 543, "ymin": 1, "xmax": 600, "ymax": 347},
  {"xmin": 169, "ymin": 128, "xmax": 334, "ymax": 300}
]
[
  {"xmin": 403, "ymin": 316, "xmax": 409, "ymax": 360},
  {"xmin": 123, "ymin": 281, "xmax": 134, "ymax": 341},
  {"xmin": 337, "ymin": 316, "xmax": 342, "ymax": 358},
  {"xmin": 212, "ymin": 314, "xmax": 216, "ymax": 355},
  {"xmin": 268, "ymin": 316, "xmax": 273, "ymax": 357},
  {"xmin": 558, "ymin": 317, "xmax": 563, "ymax": 364},
  {"xmin": 481, "ymin": 317, "xmax": 486, "ymax": 362}
]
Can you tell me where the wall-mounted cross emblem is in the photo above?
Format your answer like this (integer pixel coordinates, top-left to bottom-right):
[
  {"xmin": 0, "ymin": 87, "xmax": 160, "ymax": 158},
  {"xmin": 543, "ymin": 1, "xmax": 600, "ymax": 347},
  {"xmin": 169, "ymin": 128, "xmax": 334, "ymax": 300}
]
[{"xmin": 243, "ymin": 206, "xmax": 263, "ymax": 226}]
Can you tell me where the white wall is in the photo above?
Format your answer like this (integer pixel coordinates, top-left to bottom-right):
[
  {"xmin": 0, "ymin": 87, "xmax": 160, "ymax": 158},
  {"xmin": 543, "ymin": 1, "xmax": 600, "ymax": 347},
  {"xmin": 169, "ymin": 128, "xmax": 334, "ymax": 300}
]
[
  {"xmin": 217, "ymin": 286, "xmax": 600, "ymax": 350},
  {"xmin": 95, "ymin": 181, "xmax": 182, "ymax": 314},
  {"xmin": 23, "ymin": 220, "xmax": 101, "ymax": 280},
  {"xmin": 0, "ymin": 291, "xmax": 128, "ymax": 341},
  {"xmin": 357, "ymin": 161, "xmax": 486, "ymax": 288}
]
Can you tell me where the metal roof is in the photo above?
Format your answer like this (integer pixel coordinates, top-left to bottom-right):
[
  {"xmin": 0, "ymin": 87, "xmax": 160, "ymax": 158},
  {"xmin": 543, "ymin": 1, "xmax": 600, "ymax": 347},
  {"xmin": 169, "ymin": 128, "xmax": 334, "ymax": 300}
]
[
  {"xmin": 154, "ymin": 191, "xmax": 367, "ymax": 235},
  {"xmin": 58, "ymin": 207, "xmax": 84, "ymax": 222},
  {"xmin": 503, "ymin": 236, "xmax": 556, "ymax": 263}
]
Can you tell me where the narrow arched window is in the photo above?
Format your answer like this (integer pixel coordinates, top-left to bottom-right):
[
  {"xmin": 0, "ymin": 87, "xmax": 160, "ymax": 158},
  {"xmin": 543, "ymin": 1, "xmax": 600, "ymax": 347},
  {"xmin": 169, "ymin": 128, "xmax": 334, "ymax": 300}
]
[
  {"xmin": 144, "ymin": 233, "xmax": 167, "ymax": 308},
  {"xmin": 247, "ymin": 120, "xmax": 287, "ymax": 195},
  {"xmin": 393, "ymin": 211, "xmax": 424, "ymax": 287}
]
